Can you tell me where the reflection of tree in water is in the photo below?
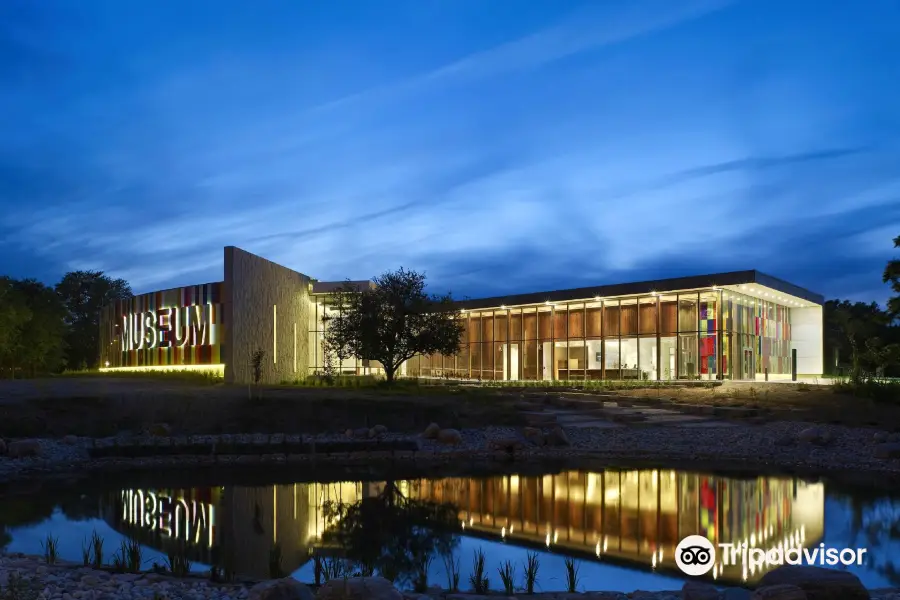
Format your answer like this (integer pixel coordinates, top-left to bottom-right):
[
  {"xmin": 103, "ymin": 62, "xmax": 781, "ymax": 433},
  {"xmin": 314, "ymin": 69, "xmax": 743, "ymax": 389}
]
[
  {"xmin": 322, "ymin": 481, "xmax": 460, "ymax": 588},
  {"xmin": 0, "ymin": 491, "xmax": 66, "ymax": 552},
  {"xmin": 840, "ymin": 490, "xmax": 900, "ymax": 585},
  {"xmin": 0, "ymin": 494, "xmax": 60, "ymax": 528},
  {"xmin": 59, "ymin": 493, "xmax": 101, "ymax": 522}
]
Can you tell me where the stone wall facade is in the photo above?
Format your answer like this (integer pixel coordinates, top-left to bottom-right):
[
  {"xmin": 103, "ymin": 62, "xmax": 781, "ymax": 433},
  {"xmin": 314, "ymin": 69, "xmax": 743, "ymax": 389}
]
[{"xmin": 223, "ymin": 246, "xmax": 312, "ymax": 385}]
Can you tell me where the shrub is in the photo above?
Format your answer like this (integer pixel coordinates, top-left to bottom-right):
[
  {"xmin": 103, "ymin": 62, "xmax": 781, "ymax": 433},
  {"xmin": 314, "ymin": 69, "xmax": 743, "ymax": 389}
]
[{"xmin": 834, "ymin": 377, "xmax": 900, "ymax": 403}]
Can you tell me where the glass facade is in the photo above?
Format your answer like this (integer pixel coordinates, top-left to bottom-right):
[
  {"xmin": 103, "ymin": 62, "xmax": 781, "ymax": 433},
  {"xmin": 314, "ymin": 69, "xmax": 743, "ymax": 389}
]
[
  {"xmin": 310, "ymin": 285, "xmax": 801, "ymax": 381},
  {"xmin": 307, "ymin": 299, "xmax": 388, "ymax": 376}
]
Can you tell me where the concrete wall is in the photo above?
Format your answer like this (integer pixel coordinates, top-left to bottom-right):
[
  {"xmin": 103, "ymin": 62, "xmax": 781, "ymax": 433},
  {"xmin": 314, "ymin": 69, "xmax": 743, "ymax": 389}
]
[
  {"xmin": 223, "ymin": 246, "xmax": 311, "ymax": 384},
  {"xmin": 218, "ymin": 485, "xmax": 311, "ymax": 579},
  {"xmin": 791, "ymin": 305, "xmax": 823, "ymax": 376}
]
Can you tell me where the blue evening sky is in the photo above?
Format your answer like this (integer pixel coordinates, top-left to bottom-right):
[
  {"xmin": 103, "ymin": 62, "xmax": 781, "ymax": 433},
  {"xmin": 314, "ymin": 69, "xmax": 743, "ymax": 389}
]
[{"xmin": 1, "ymin": 0, "xmax": 898, "ymax": 303}]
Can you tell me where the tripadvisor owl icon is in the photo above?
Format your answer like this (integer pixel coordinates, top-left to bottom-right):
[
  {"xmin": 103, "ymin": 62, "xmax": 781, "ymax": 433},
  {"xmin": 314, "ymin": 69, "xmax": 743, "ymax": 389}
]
[{"xmin": 676, "ymin": 535, "xmax": 716, "ymax": 576}]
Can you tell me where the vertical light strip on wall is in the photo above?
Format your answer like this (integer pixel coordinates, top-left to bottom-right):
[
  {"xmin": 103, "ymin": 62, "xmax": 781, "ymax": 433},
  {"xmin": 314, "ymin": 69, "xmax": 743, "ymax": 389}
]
[
  {"xmin": 273, "ymin": 305, "xmax": 277, "ymax": 363},
  {"xmin": 293, "ymin": 323, "xmax": 297, "ymax": 373},
  {"xmin": 208, "ymin": 505, "xmax": 215, "ymax": 547}
]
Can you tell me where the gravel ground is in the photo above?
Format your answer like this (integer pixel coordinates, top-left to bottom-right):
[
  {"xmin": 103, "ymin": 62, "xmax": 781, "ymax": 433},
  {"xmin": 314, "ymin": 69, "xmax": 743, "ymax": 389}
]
[
  {"xmin": 1, "ymin": 555, "xmax": 251, "ymax": 600},
  {"xmin": 2, "ymin": 421, "xmax": 900, "ymax": 486},
  {"xmin": 3, "ymin": 555, "xmax": 900, "ymax": 600}
]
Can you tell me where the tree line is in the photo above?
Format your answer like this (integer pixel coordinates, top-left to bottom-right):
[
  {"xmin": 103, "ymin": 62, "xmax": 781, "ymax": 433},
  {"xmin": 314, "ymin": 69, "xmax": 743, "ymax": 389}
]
[
  {"xmin": 0, "ymin": 271, "xmax": 132, "ymax": 378},
  {"xmin": 825, "ymin": 234, "xmax": 900, "ymax": 379}
]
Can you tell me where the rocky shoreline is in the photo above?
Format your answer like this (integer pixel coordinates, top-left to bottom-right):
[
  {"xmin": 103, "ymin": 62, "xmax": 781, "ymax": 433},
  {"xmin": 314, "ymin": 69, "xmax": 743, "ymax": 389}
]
[
  {"xmin": 2, "ymin": 421, "xmax": 900, "ymax": 488},
  {"xmin": 2, "ymin": 554, "xmax": 899, "ymax": 600}
]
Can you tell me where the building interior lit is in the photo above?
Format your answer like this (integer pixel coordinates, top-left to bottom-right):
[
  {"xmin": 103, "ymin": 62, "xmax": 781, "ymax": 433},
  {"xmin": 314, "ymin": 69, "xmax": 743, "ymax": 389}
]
[{"xmin": 107, "ymin": 469, "xmax": 824, "ymax": 584}]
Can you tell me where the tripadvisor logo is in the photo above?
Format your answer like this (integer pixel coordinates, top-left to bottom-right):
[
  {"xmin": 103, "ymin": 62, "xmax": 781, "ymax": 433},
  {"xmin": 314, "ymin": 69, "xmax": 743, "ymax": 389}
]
[
  {"xmin": 676, "ymin": 535, "xmax": 716, "ymax": 576},
  {"xmin": 675, "ymin": 535, "xmax": 868, "ymax": 577}
]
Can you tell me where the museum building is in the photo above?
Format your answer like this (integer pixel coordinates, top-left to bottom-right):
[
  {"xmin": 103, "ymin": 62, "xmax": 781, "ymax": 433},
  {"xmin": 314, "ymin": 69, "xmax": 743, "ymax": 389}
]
[{"xmin": 99, "ymin": 246, "xmax": 824, "ymax": 384}]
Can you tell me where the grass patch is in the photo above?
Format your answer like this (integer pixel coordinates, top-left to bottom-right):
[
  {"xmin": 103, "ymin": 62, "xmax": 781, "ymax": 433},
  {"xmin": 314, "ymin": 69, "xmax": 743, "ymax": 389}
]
[
  {"xmin": 615, "ymin": 379, "xmax": 900, "ymax": 430},
  {"xmin": 57, "ymin": 369, "xmax": 223, "ymax": 385},
  {"xmin": 164, "ymin": 544, "xmax": 192, "ymax": 577},
  {"xmin": 40, "ymin": 535, "xmax": 59, "ymax": 565},
  {"xmin": 442, "ymin": 551, "xmax": 461, "ymax": 592},
  {"xmin": 523, "ymin": 551, "xmax": 540, "ymax": 594},
  {"xmin": 498, "ymin": 560, "xmax": 516, "ymax": 595},
  {"xmin": 564, "ymin": 557, "xmax": 580, "ymax": 593},
  {"xmin": 0, "ymin": 379, "xmax": 525, "ymax": 438},
  {"xmin": 833, "ymin": 377, "xmax": 900, "ymax": 403},
  {"xmin": 90, "ymin": 530, "xmax": 104, "ymax": 568},
  {"xmin": 469, "ymin": 548, "xmax": 489, "ymax": 594}
]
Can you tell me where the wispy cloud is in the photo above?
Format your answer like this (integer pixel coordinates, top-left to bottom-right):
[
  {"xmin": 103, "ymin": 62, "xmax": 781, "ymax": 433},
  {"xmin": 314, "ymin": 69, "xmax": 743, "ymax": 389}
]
[{"xmin": 0, "ymin": 0, "xmax": 898, "ymax": 304}]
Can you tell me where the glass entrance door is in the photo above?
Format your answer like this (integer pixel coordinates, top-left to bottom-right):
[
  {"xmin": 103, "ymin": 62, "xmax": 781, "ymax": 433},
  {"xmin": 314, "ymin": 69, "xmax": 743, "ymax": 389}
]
[{"xmin": 742, "ymin": 347, "xmax": 755, "ymax": 380}]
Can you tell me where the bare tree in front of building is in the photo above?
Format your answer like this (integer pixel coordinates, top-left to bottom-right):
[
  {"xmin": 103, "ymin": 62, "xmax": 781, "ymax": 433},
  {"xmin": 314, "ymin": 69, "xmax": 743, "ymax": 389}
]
[
  {"xmin": 325, "ymin": 268, "xmax": 464, "ymax": 384},
  {"xmin": 249, "ymin": 348, "xmax": 265, "ymax": 399}
]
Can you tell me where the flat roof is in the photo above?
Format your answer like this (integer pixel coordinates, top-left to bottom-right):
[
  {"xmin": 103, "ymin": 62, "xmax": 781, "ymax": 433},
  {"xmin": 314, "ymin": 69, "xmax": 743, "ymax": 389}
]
[
  {"xmin": 455, "ymin": 270, "xmax": 824, "ymax": 310},
  {"xmin": 311, "ymin": 280, "xmax": 376, "ymax": 294}
]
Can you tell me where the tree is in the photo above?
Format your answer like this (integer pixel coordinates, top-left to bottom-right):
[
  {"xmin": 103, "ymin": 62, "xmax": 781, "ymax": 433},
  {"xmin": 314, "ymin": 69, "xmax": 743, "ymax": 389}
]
[
  {"xmin": 0, "ymin": 277, "xmax": 31, "ymax": 377},
  {"xmin": 885, "ymin": 234, "xmax": 900, "ymax": 319},
  {"xmin": 824, "ymin": 300, "xmax": 889, "ymax": 381},
  {"xmin": 12, "ymin": 279, "xmax": 68, "ymax": 376},
  {"xmin": 321, "ymin": 286, "xmax": 355, "ymax": 379},
  {"xmin": 56, "ymin": 270, "xmax": 132, "ymax": 370},
  {"xmin": 321, "ymin": 481, "xmax": 460, "ymax": 586},
  {"xmin": 865, "ymin": 337, "xmax": 900, "ymax": 378},
  {"xmin": 324, "ymin": 269, "xmax": 465, "ymax": 383}
]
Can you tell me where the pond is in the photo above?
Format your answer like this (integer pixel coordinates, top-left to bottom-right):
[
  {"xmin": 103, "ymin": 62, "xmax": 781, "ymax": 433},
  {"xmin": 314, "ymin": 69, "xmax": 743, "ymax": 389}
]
[{"xmin": 1, "ymin": 466, "xmax": 898, "ymax": 592}]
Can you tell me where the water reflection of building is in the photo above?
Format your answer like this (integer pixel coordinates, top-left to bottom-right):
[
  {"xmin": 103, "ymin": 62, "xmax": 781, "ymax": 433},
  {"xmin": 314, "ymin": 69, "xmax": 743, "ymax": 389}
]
[
  {"xmin": 105, "ymin": 482, "xmax": 373, "ymax": 578},
  {"xmin": 406, "ymin": 471, "xmax": 824, "ymax": 584},
  {"xmin": 104, "ymin": 470, "xmax": 824, "ymax": 583}
]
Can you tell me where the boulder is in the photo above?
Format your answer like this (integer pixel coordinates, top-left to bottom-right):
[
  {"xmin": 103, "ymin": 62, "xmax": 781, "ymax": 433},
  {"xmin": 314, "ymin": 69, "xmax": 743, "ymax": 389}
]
[
  {"xmin": 62, "ymin": 435, "xmax": 79, "ymax": 445},
  {"xmin": 437, "ymin": 428, "xmax": 462, "ymax": 445},
  {"xmin": 875, "ymin": 442, "xmax": 900, "ymax": 459},
  {"xmin": 545, "ymin": 425, "xmax": 570, "ymax": 447},
  {"xmin": 372, "ymin": 424, "xmax": 388, "ymax": 436},
  {"xmin": 147, "ymin": 422, "xmax": 172, "ymax": 437},
  {"xmin": 750, "ymin": 585, "xmax": 808, "ymax": 600},
  {"xmin": 773, "ymin": 435, "xmax": 794, "ymax": 447},
  {"xmin": 316, "ymin": 576, "xmax": 402, "ymax": 600},
  {"xmin": 682, "ymin": 581, "xmax": 720, "ymax": 600},
  {"xmin": 7, "ymin": 439, "xmax": 41, "ymax": 459},
  {"xmin": 757, "ymin": 565, "xmax": 869, "ymax": 600},
  {"xmin": 723, "ymin": 588, "xmax": 753, "ymax": 600},
  {"xmin": 873, "ymin": 431, "xmax": 889, "ymax": 443},
  {"xmin": 353, "ymin": 428, "xmax": 370, "ymax": 440},
  {"xmin": 422, "ymin": 423, "xmax": 441, "ymax": 439},
  {"xmin": 249, "ymin": 578, "xmax": 315, "ymax": 600},
  {"xmin": 797, "ymin": 427, "xmax": 831, "ymax": 446},
  {"xmin": 523, "ymin": 426, "xmax": 545, "ymax": 446},
  {"xmin": 522, "ymin": 427, "xmax": 547, "ymax": 446},
  {"xmin": 345, "ymin": 429, "xmax": 354, "ymax": 438},
  {"xmin": 488, "ymin": 438, "xmax": 522, "ymax": 453}
]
